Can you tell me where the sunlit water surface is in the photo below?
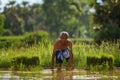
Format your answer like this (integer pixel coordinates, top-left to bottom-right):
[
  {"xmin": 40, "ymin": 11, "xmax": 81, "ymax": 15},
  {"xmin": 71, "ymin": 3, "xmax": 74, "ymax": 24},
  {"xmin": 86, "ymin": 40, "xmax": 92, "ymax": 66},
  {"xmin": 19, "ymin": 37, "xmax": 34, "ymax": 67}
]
[{"xmin": 0, "ymin": 68, "xmax": 120, "ymax": 80}]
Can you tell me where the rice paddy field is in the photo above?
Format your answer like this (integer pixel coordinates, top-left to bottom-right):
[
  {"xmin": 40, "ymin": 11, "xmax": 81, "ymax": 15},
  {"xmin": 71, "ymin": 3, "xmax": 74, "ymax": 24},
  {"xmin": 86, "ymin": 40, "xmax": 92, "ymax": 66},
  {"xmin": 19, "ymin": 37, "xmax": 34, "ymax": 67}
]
[{"xmin": 0, "ymin": 39, "xmax": 120, "ymax": 80}]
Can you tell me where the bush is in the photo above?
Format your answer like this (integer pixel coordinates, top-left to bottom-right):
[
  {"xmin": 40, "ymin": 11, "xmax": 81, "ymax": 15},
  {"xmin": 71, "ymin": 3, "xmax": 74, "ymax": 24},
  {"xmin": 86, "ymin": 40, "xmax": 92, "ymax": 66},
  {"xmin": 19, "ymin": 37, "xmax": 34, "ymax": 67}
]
[
  {"xmin": 0, "ymin": 31, "xmax": 50, "ymax": 48},
  {"xmin": 0, "ymin": 36, "xmax": 23, "ymax": 48},
  {"xmin": 23, "ymin": 31, "xmax": 49, "ymax": 46},
  {"xmin": 2, "ymin": 29, "xmax": 12, "ymax": 36},
  {"xmin": 11, "ymin": 56, "xmax": 40, "ymax": 70},
  {"xmin": 93, "ymin": 23, "xmax": 120, "ymax": 43}
]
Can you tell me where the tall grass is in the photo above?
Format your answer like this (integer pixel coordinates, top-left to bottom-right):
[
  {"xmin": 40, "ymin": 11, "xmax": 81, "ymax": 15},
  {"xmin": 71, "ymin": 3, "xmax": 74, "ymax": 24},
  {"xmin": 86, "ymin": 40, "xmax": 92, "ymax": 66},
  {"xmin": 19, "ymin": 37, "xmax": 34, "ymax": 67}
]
[
  {"xmin": 73, "ymin": 40, "xmax": 120, "ymax": 68},
  {"xmin": 0, "ymin": 40, "xmax": 120, "ymax": 70}
]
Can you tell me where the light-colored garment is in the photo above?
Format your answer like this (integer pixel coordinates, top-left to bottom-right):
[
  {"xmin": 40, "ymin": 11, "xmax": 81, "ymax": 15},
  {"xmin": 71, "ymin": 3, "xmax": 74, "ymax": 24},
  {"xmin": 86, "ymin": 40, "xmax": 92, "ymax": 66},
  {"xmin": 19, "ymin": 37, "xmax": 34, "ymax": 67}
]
[
  {"xmin": 56, "ymin": 48, "xmax": 70, "ymax": 64},
  {"xmin": 63, "ymin": 49, "xmax": 70, "ymax": 58}
]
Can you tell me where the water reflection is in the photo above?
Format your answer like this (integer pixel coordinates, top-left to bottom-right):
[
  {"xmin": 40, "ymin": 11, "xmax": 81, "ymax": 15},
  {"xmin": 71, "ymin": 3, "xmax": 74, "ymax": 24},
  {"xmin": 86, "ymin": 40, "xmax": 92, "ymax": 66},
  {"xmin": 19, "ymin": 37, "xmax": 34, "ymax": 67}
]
[
  {"xmin": 50, "ymin": 69, "xmax": 119, "ymax": 80},
  {"xmin": 52, "ymin": 69, "xmax": 73, "ymax": 80},
  {"xmin": 0, "ymin": 69, "xmax": 120, "ymax": 80}
]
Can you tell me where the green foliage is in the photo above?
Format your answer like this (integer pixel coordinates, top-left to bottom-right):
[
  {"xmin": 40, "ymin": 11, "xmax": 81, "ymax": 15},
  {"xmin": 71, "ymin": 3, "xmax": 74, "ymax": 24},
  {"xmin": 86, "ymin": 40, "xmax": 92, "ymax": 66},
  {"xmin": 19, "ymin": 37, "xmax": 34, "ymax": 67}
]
[
  {"xmin": 86, "ymin": 54, "xmax": 114, "ymax": 70},
  {"xmin": 11, "ymin": 56, "xmax": 40, "ymax": 70},
  {"xmin": 23, "ymin": 31, "xmax": 49, "ymax": 45},
  {"xmin": 94, "ymin": 23, "xmax": 120, "ymax": 43},
  {"xmin": 0, "ymin": 58, "xmax": 11, "ymax": 68},
  {"xmin": 114, "ymin": 54, "xmax": 120, "ymax": 67},
  {"xmin": 0, "ymin": 31, "xmax": 49, "ymax": 48},
  {"xmin": 71, "ymin": 38, "xmax": 93, "ymax": 44},
  {"xmin": 2, "ymin": 29, "xmax": 12, "ymax": 36},
  {"xmin": 87, "ymin": 55, "xmax": 100, "ymax": 66},
  {"xmin": 0, "ymin": 36, "xmax": 24, "ymax": 48},
  {"xmin": 3, "ymin": 1, "xmax": 29, "ymax": 35},
  {"xmin": 4, "ymin": 8, "xmax": 25, "ymax": 35},
  {"xmin": 42, "ymin": 0, "xmax": 83, "ymax": 36},
  {"xmin": 23, "ymin": 32, "xmax": 36, "ymax": 45},
  {"xmin": 90, "ymin": 0, "xmax": 120, "ymax": 42},
  {"xmin": 1, "ymin": 0, "xmax": 92, "ymax": 38},
  {"xmin": 0, "ymin": 14, "xmax": 5, "ymax": 35}
]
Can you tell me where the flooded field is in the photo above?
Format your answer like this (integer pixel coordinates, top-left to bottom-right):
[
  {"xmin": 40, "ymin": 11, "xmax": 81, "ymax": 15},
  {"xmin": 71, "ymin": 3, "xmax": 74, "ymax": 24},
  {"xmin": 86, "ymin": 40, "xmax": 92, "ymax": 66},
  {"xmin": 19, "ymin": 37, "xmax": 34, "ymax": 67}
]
[{"xmin": 0, "ymin": 68, "xmax": 120, "ymax": 80}]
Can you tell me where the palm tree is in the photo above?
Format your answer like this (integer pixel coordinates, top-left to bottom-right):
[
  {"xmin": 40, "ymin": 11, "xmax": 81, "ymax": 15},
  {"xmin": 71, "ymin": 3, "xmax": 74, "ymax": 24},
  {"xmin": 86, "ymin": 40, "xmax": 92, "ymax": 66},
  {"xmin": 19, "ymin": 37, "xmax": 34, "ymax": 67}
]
[{"xmin": 22, "ymin": 1, "xmax": 29, "ymax": 8}]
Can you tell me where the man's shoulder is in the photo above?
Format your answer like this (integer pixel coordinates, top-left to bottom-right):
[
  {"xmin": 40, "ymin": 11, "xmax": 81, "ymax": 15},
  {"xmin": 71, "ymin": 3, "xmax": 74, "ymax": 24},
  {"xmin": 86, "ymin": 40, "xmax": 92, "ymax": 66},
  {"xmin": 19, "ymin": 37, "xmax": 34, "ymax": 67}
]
[
  {"xmin": 55, "ymin": 39, "xmax": 60, "ymax": 42},
  {"xmin": 67, "ymin": 39, "xmax": 72, "ymax": 43},
  {"xmin": 54, "ymin": 39, "xmax": 60, "ymax": 44}
]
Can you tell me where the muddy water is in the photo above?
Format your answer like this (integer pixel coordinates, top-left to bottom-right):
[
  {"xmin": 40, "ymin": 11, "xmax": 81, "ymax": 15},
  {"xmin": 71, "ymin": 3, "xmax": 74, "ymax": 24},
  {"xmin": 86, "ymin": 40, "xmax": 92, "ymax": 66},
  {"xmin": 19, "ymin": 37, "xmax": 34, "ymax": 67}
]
[{"xmin": 0, "ymin": 68, "xmax": 120, "ymax": 80}]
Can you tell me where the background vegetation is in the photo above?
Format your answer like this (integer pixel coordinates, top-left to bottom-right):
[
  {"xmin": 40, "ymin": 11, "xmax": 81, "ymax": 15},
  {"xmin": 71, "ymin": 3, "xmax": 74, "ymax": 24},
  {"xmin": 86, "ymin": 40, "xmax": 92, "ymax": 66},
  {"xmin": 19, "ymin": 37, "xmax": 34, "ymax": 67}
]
[
  {"xmin": 0, "ymin": 0, "xmax": 92, "ymax": 38},
  {"xmin": 0, "ymin": 0, "xmax": 120, "ymax": 70},
  {"xmin": 0, "ymin": 0, "xmax": 120, "ymax": 41}
]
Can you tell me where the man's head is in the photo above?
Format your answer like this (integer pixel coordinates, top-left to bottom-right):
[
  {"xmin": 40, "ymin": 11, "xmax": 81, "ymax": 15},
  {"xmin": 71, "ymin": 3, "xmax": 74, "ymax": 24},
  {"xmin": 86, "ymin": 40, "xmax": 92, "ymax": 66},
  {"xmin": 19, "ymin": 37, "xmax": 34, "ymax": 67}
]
[{"xmin": 59, "ymin": 31, "xmax": 69, "ymax": 41}]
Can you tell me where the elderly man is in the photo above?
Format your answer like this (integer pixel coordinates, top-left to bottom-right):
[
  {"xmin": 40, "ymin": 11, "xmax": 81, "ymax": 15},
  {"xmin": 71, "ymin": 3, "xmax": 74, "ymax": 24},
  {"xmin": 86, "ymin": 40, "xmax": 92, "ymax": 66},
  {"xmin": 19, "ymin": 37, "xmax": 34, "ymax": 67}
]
[{"xmin": 51, "ymin": 31, "xmax": 73, "ymax": 70}]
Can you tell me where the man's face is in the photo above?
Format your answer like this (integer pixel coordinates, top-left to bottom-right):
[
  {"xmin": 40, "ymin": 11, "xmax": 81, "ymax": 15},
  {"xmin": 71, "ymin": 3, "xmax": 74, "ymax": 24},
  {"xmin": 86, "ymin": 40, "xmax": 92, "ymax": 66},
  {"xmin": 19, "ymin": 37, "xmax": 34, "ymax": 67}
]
[{"xmin": 60, "ymin": 34, "xmax": 68, "ymax": 41}]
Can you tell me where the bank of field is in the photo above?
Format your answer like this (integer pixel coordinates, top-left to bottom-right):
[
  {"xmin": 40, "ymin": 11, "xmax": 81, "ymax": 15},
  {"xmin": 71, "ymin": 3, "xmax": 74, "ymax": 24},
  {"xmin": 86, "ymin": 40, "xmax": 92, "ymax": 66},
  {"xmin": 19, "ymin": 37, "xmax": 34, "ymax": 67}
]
[{"xmin": 0, "ymin": 39, "xmax": 120, "ymax": 70}]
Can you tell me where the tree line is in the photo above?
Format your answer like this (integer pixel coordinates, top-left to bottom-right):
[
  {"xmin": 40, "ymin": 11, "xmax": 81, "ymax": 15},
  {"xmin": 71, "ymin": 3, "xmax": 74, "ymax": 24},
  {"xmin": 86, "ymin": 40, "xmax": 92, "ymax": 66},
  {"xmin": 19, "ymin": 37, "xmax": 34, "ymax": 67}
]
[
  {"xmin": 0, "ymin": 0, "xmax": 120, "ymax": 42},
  {"xmin": 90, "ymin": 0, "xmax": 120, "ymax": 42},
  {"xmin": 0, "ymin": 0, "xmax": 91, "ymax": 38}
]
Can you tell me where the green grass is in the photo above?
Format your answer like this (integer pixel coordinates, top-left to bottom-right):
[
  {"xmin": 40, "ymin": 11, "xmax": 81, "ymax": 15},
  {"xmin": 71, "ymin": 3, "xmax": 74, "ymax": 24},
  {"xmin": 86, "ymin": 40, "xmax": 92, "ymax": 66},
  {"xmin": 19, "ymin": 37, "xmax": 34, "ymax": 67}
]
[
  {"xmin": 0, "ymin": 40, "xmax": 120, "ymax": 70},
  {"xmin": 0, "ymin": 36, "xmax": 24, "ymax": 40}
]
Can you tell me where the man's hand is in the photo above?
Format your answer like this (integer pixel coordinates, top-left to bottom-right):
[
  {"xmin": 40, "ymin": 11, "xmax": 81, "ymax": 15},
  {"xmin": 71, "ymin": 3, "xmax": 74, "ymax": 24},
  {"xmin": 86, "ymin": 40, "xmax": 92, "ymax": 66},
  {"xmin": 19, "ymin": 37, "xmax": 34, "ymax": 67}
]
[
  {"xmin": 51, "ymin": 51, "xmax": 55, "ymax": 69},
  {"xmin": 51, "ymin": 63, "xmax": 54, "ymax": 69}
]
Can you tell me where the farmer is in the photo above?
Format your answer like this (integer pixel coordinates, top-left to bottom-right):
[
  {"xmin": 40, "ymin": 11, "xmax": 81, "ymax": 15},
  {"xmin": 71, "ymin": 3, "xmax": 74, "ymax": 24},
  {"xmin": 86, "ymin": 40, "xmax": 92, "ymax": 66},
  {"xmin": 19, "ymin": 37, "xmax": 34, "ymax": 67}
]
[{"xmin": 51, "ymin": 31, "xmax": 74, "ymax": 70}]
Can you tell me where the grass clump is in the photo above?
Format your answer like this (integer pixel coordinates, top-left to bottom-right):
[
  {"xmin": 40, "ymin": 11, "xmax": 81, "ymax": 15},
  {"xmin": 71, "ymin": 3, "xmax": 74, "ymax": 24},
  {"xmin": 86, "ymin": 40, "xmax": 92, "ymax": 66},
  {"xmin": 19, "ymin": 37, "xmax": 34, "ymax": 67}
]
[
  {"xmin": 86, "ymin": 54, "xmax": 114, "ymax": 70},
  {"xmin": 11, "ymin": 56, "xmax": 40, "ymax": 70}
]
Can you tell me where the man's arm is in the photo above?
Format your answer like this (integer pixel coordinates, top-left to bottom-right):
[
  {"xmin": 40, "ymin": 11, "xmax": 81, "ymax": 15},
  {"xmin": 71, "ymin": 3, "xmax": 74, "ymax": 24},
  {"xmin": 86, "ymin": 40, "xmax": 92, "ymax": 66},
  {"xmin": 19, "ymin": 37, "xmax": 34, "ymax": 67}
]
[
  {"xmin": 69, "ymin": 40, "xmax": 73, "ymax": 65},
  {"xmin": 51, "ymin": 49, "xmax": 55, "ymax": 69},
  {"xmin": 51, "ymin": 41, "xmax": 57, "ymax": 69}
]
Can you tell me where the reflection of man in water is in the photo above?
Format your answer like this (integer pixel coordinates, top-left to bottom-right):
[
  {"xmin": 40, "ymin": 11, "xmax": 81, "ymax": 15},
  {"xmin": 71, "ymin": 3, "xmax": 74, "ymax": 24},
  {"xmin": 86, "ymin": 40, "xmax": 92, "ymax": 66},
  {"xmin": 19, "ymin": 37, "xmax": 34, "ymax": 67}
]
[
  {"xmin": 51, "ymin": 31, "xmax": 74, "ymax": 70},
  {"xmin": 52, "ymin": 70, "xmax": 73, "ymax": 80},
  {"xmin": 57, "ymin": 70, "xmax": 73, "ymax": 80}
]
